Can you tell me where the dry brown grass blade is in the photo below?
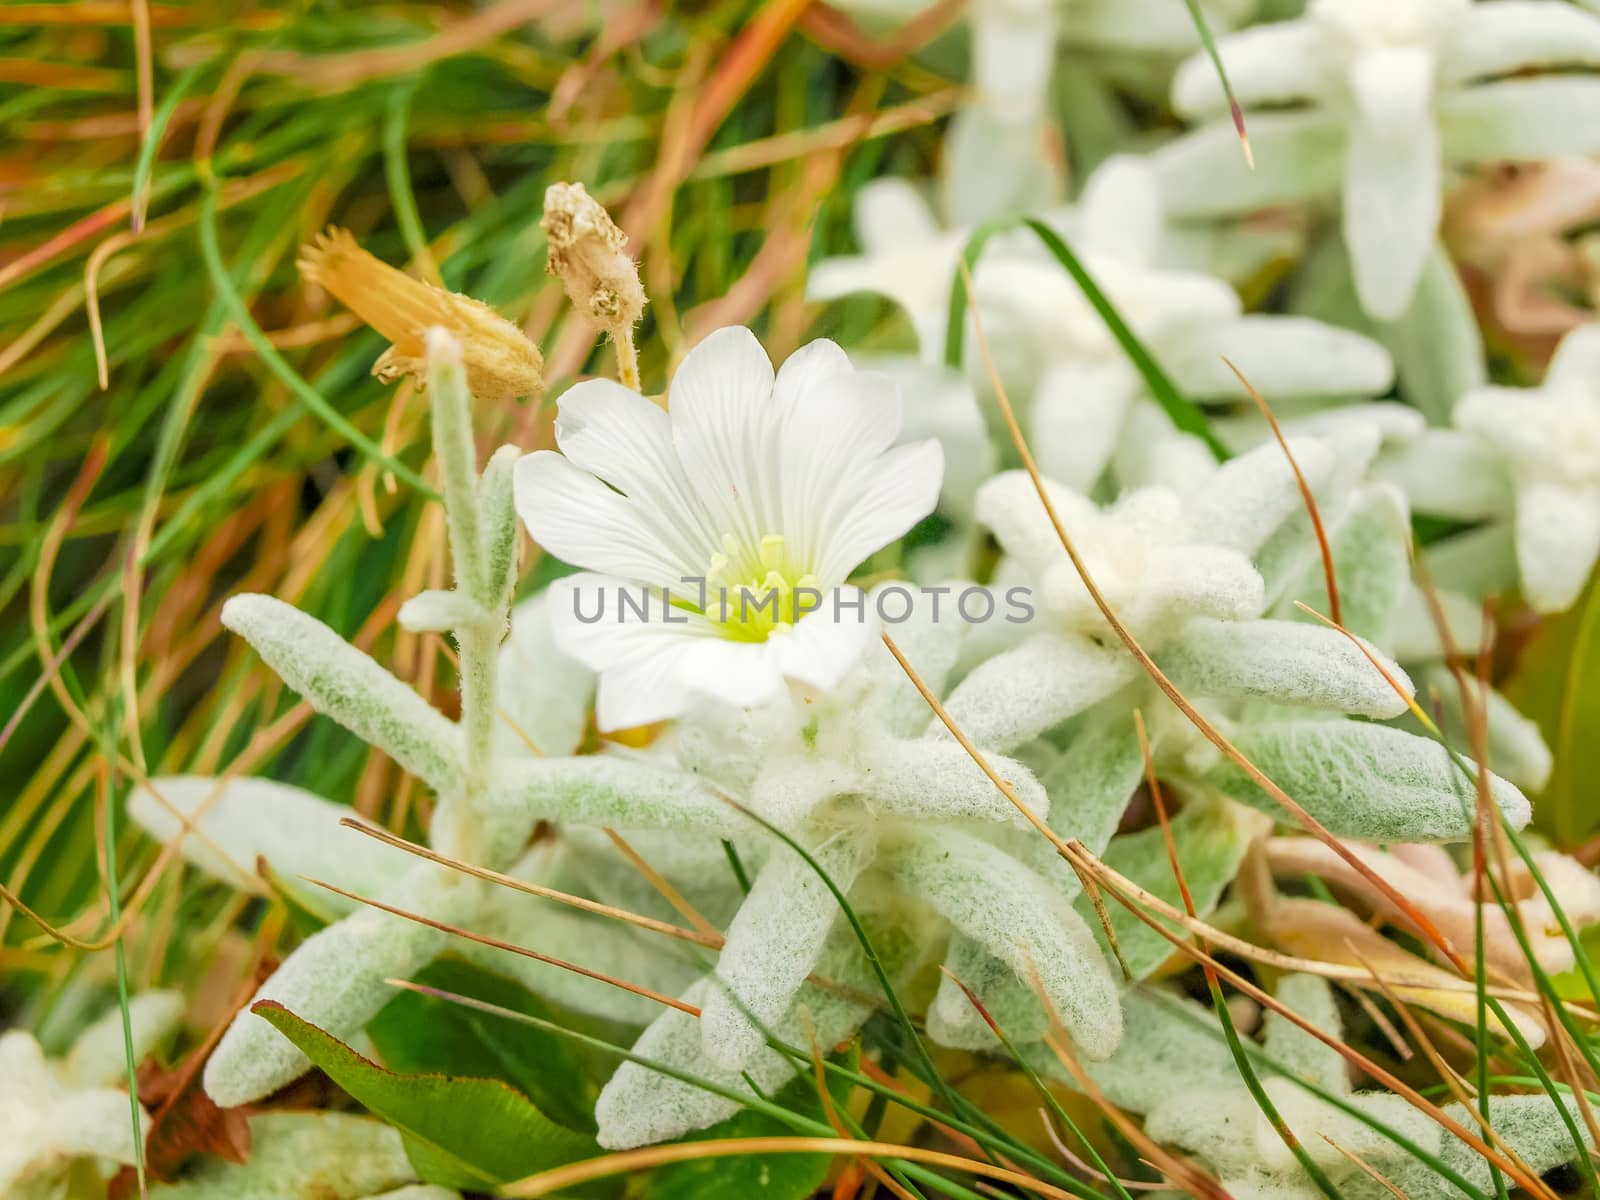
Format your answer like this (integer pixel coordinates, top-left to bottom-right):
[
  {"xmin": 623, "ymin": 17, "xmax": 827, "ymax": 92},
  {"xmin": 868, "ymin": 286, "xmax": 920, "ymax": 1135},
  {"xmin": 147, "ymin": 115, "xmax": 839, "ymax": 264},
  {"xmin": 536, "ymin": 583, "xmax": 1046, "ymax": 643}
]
[
  {"xmin": 503, "ymin": 1136, "xmax": 1088, "ymax": 1199},
  {"xmin": 338, "ymin": 818, "xmax": 719, "ymax": 948},
  {"xmin": 303, "ymin": 876, "xmax": 702, "ymax": 1017},
  {"xmin": 801, "ymin": 1012, "xmax": 919, "ymax": 1200},
  {"xmin": 954, "ymin": 257, "xmax": 1471, "ymax": 977},
  {"xmin": 1223, "ymin": 355, "xmax": 1340, "ymax": 627},
  {"xmin": 602, "ymin": 827, "xmax": 720, "ymax": 941}
]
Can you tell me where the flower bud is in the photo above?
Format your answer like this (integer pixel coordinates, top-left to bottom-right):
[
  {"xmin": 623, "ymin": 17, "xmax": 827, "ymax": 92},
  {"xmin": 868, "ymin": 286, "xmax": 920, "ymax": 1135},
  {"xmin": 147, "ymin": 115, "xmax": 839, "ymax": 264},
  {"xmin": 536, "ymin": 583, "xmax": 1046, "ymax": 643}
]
[
  {"xmin": 540, "ymin": 182, "xmax": 646, "ymax": 332},
  {"xmin": 298, "ymin": 227, "xmax": 544, "ymax": 403}
]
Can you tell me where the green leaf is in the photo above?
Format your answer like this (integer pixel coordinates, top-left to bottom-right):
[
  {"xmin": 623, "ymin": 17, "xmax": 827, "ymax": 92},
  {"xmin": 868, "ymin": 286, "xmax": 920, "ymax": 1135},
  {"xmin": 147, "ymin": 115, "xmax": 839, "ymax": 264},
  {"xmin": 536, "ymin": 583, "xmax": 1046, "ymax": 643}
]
[
  {"xmin": 251, "ymin": 1001, "xmax": 595, "ymax": 1190},
  {"xmin": 1075, "ymin": 798, "xmax": 1256, "ymax": 980},
  {"xmin": 1501, "ymin": 575, "xmax": 1600, "ymax": 848},
  {"xmin": 367, "ymin": 958, "xmax": 596, "ymax": 1133},
  {"xmin": 640, "ymin": 1076, "xmax": 839, "ymax": 1200}
]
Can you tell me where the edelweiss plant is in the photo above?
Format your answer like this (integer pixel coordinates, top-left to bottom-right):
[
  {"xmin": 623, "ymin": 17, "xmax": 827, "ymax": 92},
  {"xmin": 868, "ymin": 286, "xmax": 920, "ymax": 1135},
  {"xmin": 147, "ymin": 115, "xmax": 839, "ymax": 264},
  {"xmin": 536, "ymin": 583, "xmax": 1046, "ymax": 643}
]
[{"xmin": 24, "ymin": 5, "xmax": 1600, "ymax": 1195}]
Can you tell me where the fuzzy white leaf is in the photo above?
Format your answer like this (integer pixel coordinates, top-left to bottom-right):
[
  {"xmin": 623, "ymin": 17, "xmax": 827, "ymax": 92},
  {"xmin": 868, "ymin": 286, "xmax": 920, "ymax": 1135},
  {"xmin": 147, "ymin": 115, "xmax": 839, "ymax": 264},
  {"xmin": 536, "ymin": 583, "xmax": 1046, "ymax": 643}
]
[
  {"xmin": 1261, "ymin": 973, "xmax": 1347, "ymax": 1096},
  {"xmin": 935, "ymin": 632, "xmax": 1138, "ymax": 752},
  {"xmin": 397, "ymin": 590, "xmax": 487, "ymax": 634},
  {"xmin": 856, "ymin": 738, "xmax": 1047, "ymax": 827},
  {"xmin": 129, "ymin": 776, "xmax": 404, "ymax": 901},
  {"xmin": 1201, "ymin": 719, "xmax": 1531, "ymax": 842},
  {"xmin": 1159, "ymin": 617, "xmax": 1412, "ymax": 718},
  {"xmin": 222, "ymin": 595, "xmax": 464, "ymax": 796},
  {"xmin": 884, "ymin": 827, "xmax": 1122, "ymax": 1059},
  {"xmin": 1039, "ymin": 713, "xmax": 1146, "ymax": 856},
  {"xmin": 487, "ymin": 752, "xmax": 739, "ymax": 836},
  {"xmin": 148, "ymin": 1112, "xmax": 417, "ymax": 1199},
  {"xmin": 699, "ymin": 836, "xmax": 871, "ymax": 1070},
  {"xmin": 204, "ymin": 864, "xmax": 479, "ymax": 1107},
  {"xmin": 927, "ymin": 935, "xmax": 1047, "ymax": 1051},
  {"xmin": 65, "ymin": 989, "xmax": 184, "ymax": 1088}
]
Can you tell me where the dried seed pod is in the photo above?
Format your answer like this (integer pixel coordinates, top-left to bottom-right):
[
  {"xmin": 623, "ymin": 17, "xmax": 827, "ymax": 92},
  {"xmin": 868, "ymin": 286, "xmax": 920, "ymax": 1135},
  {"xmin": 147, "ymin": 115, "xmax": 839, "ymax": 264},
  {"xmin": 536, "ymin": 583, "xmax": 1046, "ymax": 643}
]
[
  {"xmin": 541, "ymin": 181, "xmax": 646, "ymax": 332},
  {"xmin": 299, "ymin": 228, "xmax": 544, "ymax": 403}
]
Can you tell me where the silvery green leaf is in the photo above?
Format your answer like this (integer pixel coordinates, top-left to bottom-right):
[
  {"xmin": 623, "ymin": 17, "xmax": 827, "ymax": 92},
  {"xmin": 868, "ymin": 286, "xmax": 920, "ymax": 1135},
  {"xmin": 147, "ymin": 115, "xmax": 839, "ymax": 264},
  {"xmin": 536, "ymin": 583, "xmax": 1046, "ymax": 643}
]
[
  {"xmin": 1159, "ymin": 617, "xmax": 1412, "ymax": 718},
  {"xmin": 486, "ymin": 752, "xmax": 739, "ymax": 836},
  {"xmin": 935, "ymin": 632, "xmax": 1139, "ymax": 752},
  {"xmin": 927, "ymin": 934, "xmax": 1047, "ymax": 1051},
  {"xmin": 477, "ymin": 445, "xmax": 522, "ymax": 608},
  {"xmin": 596, "ymin": 913, "xmax": 924, "ymax": 1149},
  {"xmin": 494, "ymin": 593, "xmax": 595, "ymax": 760},
  {"xmin": 427, "ymin": 329, "xmax": 486, "ymax": 602},
  {"xmin": 1068, "ymin": 987, "xmax": 1238, "ymax": 1115},
  {"xmin": 856, "ymin": 739, "xmax": 1047, "ymax": 827},
  {"xmin": 365, "ymin": 1188, "xmax": 461, "ymax": 1200},
  {"xmin": 1040, "ymin": 711, "xmax": 1146, "ymax": 856},
  {"xmin": 861, "ymin": 581, "xmax": 967, "ymax": 738},
  {"xmin": 1199, "ymin": 719, "xmax": 1531, "ymax": 842},
  {"xmin": 1379, "ymin": 244, "xmax": 1486, "ymax": 426},
  {"xmin": 1420, "ymin": 520, "xmax": 1519, "ymax": 600},
  {"xmin": 749, "ymin": 755, "xmax": 856, "ymax": 833},
  {"xmin": 1284, "ymin": 484, "xmax": 1411, "ymax": 647},
  {"xmin": 1390, "ymin": 584, "xmax": 1487, "ymax": 662},
  {"xmin": 148, "ymin": 1112, "xmax": 417, "ymax": 1199},
  {"xmin": 1253, "ymin": 425, "xmax": 1383, "ymax": 609},
  {"xmin": 1183, "ymin": 434, "xmax": 1336, "ymax": 557},
  {"xmin": 129, "ymin": 776, "xmax": 404, "ymax": 902},
  {"xmin": 1261, "ymin": 973, "xmax": 1347, "ymax": 1095},
  {"xmin": 204, "ymin": 864, "xmax": 480, "ymax": 1107},
  {"xmin": 468, "ymin": 886, "xmax": 703, "ymax": 1027},
  {"xmin": 554, "ymin": 826, "xmax": 755, "ymax": 932},
  {"xmin": 1403, "ymin": 666, "xmax": 1553, "ymax": 792},
  {"xmin": 65, "ymin": 989, "xmax": 184, "ymax": 1087},
  {"xmin": 883, "ymin": 827, "xmax": 1121, "ymax": 1059},
  {"xmin": 1373, "ymin": 430, "xmax": 1511, "ymax": 520},
  {"xmin": 1075, "ymin": 798, "xmax": 1260, "ymax": 981},
  {"xmin": 1385, "ymin": 1094, "xmax": 1595, "ymax": 1200},
  {"xmin": 221, "ymin": 595, "xmax": 464, "ymax": 797},
  {"xmin": 397, "ymin": 590, "xmax": 487, "ymax": 635},
  {"xmin": 699, "ymin": 836, "xmax": 872, "ymax": 1071}
]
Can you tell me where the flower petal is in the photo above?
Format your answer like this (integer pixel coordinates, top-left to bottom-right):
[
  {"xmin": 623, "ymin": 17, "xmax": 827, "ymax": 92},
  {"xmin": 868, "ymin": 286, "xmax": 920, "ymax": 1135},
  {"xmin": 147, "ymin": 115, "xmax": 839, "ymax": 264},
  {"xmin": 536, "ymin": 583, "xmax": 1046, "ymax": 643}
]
[
  {"xmin": 768, "ymin": 591, "xmax": 875, "ymax": 691},
  {"xmin": 668, "ymin": 325, "xmax": 782, "ymax": 551},
  {"xmin": 815, "ymin": 440, "xmax": 944, "ymax": 583},
  {"xmin": 1341, "ymin": 48, "xmax": 1442, "ymax": 320},
  {"xmin": 514, "ymin": 451, "xmax": 693, "ymax": 586},
  {"xmin": 552, "ymin": 377, "xmax": 719, "ymax": 572}
]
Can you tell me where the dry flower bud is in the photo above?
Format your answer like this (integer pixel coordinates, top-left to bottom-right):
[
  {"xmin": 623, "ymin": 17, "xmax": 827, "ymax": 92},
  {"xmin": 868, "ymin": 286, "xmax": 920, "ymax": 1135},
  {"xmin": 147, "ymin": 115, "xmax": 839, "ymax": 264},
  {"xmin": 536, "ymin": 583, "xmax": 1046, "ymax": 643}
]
[
  {"xmin": 298, "ymin": 228, "xmax": 544, "ymax": 403},
  {"xmin": 541, "ymin": 182, "xmax": 646, "ymax": 331}
]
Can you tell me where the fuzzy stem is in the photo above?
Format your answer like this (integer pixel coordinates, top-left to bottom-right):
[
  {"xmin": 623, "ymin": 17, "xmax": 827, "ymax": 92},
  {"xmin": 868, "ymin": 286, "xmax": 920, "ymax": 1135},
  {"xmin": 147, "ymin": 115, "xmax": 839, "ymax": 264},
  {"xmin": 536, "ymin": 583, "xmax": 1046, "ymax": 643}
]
[{"xmin": 612, "ymin": 323, "xmax": 640, "ymax": 392}]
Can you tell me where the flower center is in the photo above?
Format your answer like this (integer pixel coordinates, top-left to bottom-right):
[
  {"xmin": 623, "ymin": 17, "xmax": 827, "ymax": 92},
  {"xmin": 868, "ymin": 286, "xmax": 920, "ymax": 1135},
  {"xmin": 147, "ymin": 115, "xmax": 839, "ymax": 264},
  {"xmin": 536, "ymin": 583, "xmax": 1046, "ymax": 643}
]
[{"xmin": 702, "ymin": 533, "xmax": 821, "ymax": 642}]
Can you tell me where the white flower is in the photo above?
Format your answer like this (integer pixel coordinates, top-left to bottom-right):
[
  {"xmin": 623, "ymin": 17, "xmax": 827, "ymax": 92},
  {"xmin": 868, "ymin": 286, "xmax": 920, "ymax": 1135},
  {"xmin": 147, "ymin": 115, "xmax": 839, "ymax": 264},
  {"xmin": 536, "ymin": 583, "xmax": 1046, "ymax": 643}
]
[
  {"xmin": 1455, "ymin": 324, "xmax": 1600, "ymax": 612},
  {"xmin": 513, "ymin": 326, "xmax": 943, "ymax": 730},
  {"xmin": 1161, "ymin": 0, "xmax": 1600, "ymax": 319}
]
